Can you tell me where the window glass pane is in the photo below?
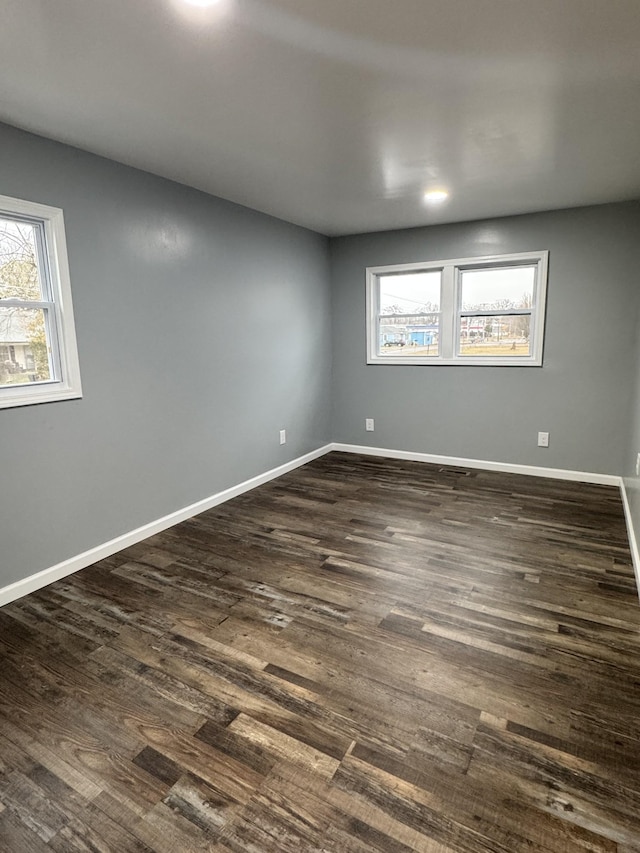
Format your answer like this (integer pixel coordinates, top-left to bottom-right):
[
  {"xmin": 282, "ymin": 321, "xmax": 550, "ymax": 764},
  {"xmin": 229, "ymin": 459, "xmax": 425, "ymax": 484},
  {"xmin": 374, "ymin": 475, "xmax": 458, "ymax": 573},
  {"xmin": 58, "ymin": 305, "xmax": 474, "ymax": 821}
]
[
  {"xmin": 460, "ymin": 266, "xmax": 535, "ymax": 311},
  {"xmin": 0, "ymin": 217, "xmax": 44, "ymax": 300},
  {"xmin": 378, "ymin": 271, "xmax": 441, "ymax": 356},
  {"xmin": 0, "ymin": 306, "xmax": 52, "ymax": 385},
  {"xmin": 380, "ymin": 271, "xmax": 441, "ymax": 315},
  {"xmin": 458, "ymin": 314, "xmax": 531, "ymax": 357},
  {"xmin": 379, "ymin": 313, "xmax": 440, "ymax": 356}
]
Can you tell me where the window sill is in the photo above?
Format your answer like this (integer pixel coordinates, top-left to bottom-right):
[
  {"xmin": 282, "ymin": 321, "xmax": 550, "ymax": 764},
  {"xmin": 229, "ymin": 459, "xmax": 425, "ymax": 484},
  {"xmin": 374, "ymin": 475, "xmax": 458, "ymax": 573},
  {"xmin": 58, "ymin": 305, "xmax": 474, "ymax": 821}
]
[
  {"xmin": 367, "ymin": 355, "xmax": 543, "ymax": 367},
  {"xmin": 0, "ymin": 383, "xmax": 83, "ymax": 410}
]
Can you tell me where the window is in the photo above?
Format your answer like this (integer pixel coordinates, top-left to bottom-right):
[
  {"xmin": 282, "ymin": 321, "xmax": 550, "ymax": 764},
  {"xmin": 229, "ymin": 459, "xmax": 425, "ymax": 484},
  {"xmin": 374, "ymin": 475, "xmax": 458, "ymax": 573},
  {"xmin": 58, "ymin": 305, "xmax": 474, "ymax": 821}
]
[
  {"xmin": 0, "ymin": 194, "xmax": 81, "ymax": 409},
  {"xmin": 366, "ymin": 251, "xmax": 548, "ymax": 366}
]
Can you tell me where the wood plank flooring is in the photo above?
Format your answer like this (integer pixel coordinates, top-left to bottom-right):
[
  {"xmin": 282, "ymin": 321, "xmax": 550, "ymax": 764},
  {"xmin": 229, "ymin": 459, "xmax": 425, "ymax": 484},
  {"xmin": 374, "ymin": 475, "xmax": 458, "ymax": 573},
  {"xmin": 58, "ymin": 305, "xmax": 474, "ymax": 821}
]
[{"xmin": 1, "ymin": 451, "xmax": 639, "ymax": 852}]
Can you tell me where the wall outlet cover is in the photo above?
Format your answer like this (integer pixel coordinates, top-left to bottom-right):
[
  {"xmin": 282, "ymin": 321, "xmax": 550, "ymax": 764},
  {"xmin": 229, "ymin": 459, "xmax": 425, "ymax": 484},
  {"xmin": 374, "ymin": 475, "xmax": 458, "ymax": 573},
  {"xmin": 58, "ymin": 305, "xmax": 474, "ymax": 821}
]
[{"xmin": 537, "ymin": 431, "xmax": 550, "ymax": 448}]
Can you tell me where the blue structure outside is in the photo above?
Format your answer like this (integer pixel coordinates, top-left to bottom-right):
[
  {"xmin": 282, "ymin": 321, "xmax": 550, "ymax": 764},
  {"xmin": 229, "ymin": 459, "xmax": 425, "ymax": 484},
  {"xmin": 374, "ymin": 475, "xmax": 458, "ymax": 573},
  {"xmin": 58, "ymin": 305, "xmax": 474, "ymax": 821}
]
[
  {"xmin": 407, "ymin": 324, "xmax": 438, "ymax": 346},
  {"xmin": 409, "ymin": 330, "xmax": 434, "ymax": 346}
]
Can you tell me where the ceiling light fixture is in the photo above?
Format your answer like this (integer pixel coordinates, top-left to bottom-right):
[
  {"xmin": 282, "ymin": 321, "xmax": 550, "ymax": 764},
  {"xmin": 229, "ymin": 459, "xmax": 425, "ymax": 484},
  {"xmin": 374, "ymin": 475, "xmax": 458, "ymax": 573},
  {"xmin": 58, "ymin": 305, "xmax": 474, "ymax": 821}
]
[
  {"xmin": 423, "ymin": 190, "xmax": 449, "ymax": 203},
  {"xmin": 182, "ymin": 0, "xmax": 221, "ymax": 6}
]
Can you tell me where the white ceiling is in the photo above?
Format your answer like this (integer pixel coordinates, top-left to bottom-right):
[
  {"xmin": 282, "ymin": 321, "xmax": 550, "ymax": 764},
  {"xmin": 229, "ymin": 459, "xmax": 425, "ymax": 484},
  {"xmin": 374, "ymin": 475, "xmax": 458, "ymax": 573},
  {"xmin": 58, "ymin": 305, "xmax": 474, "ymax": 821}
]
[{"xmin": 1, "ymin": 0, "xmax": 640, "ymax": 236}]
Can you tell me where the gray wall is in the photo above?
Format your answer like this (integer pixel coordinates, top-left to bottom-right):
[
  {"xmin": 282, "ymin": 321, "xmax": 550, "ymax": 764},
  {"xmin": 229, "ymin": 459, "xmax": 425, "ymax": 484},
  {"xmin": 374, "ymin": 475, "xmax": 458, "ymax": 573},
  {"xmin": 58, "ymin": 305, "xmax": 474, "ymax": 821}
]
[
  {"xmin": 0, "ymin": 123, "xmax": 332, "ymax": 588},
  {"xmin": 330, "ymin": 202, "xmax": 640, "ymax": 475},
  {"xmin": 623, "ymin": 310, "xmax": 640, "ymax": 543}
]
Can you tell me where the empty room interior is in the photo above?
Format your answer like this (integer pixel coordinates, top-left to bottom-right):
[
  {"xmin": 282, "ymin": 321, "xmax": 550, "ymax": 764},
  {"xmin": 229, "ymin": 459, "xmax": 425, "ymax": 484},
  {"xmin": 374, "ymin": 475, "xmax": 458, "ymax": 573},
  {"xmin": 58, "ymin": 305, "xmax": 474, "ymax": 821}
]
[{"xmin": 2, "ymin": 1, "xmax": 640, "ymax": 851}]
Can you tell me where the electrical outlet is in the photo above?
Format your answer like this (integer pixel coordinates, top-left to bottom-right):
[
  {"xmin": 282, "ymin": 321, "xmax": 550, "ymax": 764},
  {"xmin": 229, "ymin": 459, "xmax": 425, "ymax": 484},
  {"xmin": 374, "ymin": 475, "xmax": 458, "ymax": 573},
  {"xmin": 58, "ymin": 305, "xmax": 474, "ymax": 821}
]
[
  {"xmin": 537, "ymin": 431, "xmax": 549, "ymax": 448},
  {"xmin": 365, "ymin": 418, "xmax": 374, "ymax": 432},
  {"xmin": 636, "ymin": 452, "xmax": 640, "ymax": 477},
  {"xmin": 279, "ymin": 429, "xmax": 286, "ymax": 445}
]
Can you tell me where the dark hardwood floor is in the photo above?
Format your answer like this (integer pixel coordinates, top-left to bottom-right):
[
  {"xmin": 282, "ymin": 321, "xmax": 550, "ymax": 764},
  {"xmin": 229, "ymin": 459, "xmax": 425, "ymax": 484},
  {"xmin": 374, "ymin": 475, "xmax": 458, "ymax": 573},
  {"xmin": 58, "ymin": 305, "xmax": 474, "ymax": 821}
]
[{"xmin": 1, "ymin": 451, "xmax": 639, "ymax": 852}]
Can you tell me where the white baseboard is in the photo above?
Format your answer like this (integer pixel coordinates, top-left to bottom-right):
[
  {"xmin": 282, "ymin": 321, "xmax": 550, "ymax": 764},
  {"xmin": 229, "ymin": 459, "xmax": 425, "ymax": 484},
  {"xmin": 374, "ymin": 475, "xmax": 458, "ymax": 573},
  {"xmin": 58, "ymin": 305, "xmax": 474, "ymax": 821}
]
[
  {"xmin": 2, "ymin": 440, "xmax": 632, "ymax": 609},
  {"xmin": 330, "ymin": 443, "xmax": 622, "ymax": 487},
  {"xmin": 619, "ymin": 479, "xmax": 640, "ymax": 602},
  {"xmin": 0, "ymin": 444, "xmax": 333, "ymax": 609}
]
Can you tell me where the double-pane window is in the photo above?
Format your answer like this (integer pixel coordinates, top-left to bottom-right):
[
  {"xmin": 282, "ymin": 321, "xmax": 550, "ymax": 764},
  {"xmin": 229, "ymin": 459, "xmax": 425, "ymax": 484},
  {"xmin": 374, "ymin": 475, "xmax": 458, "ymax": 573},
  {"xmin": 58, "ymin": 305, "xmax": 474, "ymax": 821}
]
[{"xmin": 367, "ymin": 252, "xmax": 548, "ymax": 366}]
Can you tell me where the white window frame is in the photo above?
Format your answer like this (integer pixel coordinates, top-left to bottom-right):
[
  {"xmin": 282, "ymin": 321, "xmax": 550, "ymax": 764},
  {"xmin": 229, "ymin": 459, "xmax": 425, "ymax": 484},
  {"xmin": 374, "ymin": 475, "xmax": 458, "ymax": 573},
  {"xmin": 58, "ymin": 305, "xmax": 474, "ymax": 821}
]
[
  {"xmin": 366, "ymin": 250, "xmax": 548, "ymax": 367},
  {"xmin": 0, "ymin": 194, "xmax": 82, "ymax": 409}
]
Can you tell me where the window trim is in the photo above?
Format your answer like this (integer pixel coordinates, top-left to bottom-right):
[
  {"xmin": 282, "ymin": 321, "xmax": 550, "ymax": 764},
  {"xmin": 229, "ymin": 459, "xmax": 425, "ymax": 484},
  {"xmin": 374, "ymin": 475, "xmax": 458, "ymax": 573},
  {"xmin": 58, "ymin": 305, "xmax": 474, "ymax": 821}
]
[
  {"xmin": 366, "ymin": 251, "xmax": 549, "ymax": 367},
  {"xmin": 0, "ymin": 194, "xmax": 82, "ymax": 409}
]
